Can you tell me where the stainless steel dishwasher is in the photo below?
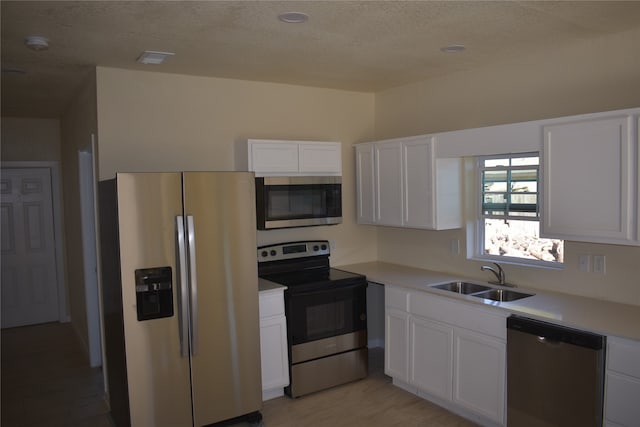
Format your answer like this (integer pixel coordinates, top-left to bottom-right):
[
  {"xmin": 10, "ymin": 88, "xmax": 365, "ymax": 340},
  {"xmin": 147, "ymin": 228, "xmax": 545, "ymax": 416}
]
[{"xmin": 507, "ymin": 315, "xmax": 606, "ymax": 427}]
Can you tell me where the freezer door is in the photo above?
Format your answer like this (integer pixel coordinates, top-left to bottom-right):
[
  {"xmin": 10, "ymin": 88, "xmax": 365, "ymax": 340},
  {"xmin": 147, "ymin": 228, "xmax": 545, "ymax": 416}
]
[
  {"xmin": 183, "ymin": 172, "xmax": 262, "ymax": 426},
  {"xmin": 115, "ymin": 173, "xmax": 193, "ymax": 427}
]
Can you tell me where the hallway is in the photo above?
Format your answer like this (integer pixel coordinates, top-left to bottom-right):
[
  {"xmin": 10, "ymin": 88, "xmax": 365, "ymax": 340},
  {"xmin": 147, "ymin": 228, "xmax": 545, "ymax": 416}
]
[{"xmin": 1, "ymin": 322, "xmax": 112, "ymax": 427}]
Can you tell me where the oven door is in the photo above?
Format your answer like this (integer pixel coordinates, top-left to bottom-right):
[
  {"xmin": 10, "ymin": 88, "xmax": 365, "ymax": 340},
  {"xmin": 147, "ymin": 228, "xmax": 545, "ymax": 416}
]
[
  {"xmin": 286, "ymin": 281, "xmax": 367, "ymax": 347},
  {"xmin": 255, "ymin": 176, "xmax": 342, "ymax": 229}
]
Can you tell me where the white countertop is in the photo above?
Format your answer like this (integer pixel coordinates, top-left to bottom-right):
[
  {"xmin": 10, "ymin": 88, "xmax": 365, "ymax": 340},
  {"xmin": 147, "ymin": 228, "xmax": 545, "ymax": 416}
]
[
  {"xmin": 258, "ymin": 277, "xmax": 287, "ymax": 293},
  {"xmin": 337, "ymin": 261, "xmax": 640, "ymax": 341}
]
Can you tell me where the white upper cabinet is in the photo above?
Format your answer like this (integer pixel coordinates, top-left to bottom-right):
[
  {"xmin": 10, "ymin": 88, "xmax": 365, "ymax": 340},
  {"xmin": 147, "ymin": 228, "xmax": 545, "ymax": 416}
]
[
  {"xmin": 355, "ymin": 136, "xmax": 462, "ymax": 230},
  {"xmin": 298, "ymin": 142, "xmax": 342, "ymax": 173},
  {"xmin": 355, "ymin": 144, "xmax": 375, "ymax": 224},
  {"xmin": 541, "ymin": 112, "xmax": 638, "ymax": 245},
  {"xmin": 376, "ymin": 141, "xmax": 405, "ymax": 226},
  {"xmin": 239, "ymin": 139, "xmax": 341, "ymax": 176},
  {"xmin": 403, "ymin": 139, "xmax": 433, "ymax": 228}
]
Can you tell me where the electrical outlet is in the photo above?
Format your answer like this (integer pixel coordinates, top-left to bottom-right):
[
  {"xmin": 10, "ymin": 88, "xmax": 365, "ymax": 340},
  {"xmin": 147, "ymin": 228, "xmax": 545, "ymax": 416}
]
[
  {"xmin": 593, "ymin": 255, "xmax": 606, "ymax": 274},
  {"xmin": 450, "ymin": 238, "xmax": 460, "ymax": 255},
  {"xmin": 329, "ymin": 240, "xmax": 337, "ymax": 250},
  {"xmin": 578, "ymin": 254, "xmax": 591, "ymax": 272}
]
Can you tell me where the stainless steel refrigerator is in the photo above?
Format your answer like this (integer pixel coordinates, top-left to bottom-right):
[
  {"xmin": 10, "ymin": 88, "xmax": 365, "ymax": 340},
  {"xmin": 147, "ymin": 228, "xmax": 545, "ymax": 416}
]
[{"xmin": 99, "ymin": 172, "xmax": 262, "ymax": 427}]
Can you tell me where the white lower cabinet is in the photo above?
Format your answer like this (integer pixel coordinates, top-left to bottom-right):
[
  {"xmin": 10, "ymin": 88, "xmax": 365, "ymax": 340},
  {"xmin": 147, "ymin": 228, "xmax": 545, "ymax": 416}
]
[
  {"xmin": 453, "ymin": 329, "xmax": 505, "ymax": 423},
  {"xmin": 259, "ymin": 288, "xmax": 289, "ymax": 401},
  {"xmin": 409, "ymin": 316, "xmax": 453, "ymax": 401},
  {"xmin": 385, "ymin": 285, "xmax": 507, "ymax": 427},
  {"xmin": 605, "ymin": 336, "xmax": 640, "ymax": 427},
  {"xmin": 384, "ymin": 307, "xmax": 410, "ymax": 382}
]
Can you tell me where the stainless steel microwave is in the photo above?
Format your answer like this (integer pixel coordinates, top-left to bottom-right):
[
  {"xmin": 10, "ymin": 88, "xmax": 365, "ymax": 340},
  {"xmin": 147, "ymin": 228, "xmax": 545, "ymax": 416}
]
[{"xmin": 255, "ymin": 176, "xmax": 342, "ymax": 229}]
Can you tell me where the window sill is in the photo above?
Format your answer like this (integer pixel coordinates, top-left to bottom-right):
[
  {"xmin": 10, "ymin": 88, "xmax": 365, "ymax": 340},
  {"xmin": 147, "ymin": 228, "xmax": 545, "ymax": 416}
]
[{"xmin": 469, "ymin": 254, "xmax": 564, "ymax": 271}]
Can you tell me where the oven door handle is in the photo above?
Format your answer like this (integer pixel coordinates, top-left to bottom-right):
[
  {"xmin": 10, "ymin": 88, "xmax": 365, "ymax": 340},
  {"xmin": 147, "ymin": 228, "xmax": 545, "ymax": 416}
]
[{"xmin": 287, "ymin": 281, "xmax": 367, "ymax": 297}]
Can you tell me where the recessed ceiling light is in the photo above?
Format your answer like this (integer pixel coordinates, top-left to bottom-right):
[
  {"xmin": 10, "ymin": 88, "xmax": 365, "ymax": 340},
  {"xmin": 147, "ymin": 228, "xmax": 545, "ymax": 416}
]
[
  {"xmin": 24, "ymin": 36, "xmax": 49, "ymax": 51},
  {"xmin": 278, "ymin": 12, "xmax": 309, "ymax": 23},
  {"xmin": 136, "ymin": 50, "xmax": 175, "ymax": 65},
  {"xmin": 440, "ymin": 44, "xmax": 466, "ymax": 53}
]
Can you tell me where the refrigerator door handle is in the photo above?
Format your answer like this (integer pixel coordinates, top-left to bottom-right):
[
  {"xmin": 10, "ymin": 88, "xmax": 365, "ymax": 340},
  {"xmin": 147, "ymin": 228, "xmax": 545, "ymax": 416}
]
[
  {"xmin": 187, "ymin": 215, "xmax": 199, "ymax": 356},
  {"xmin": 176, "ymin": 216, "xmax": 190, "ymax": 358}
]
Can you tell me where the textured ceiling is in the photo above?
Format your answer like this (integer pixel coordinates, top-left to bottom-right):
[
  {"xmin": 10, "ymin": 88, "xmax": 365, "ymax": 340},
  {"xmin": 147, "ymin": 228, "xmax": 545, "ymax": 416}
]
[{"xmin": 2, "ymin": 1, "xmax": 640, "ymax": 118}]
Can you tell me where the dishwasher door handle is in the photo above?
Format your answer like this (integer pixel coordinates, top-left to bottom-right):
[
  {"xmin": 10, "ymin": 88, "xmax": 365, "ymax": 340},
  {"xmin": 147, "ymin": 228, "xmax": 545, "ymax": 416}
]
[{"xmin": 537, "ymin": 335, "xmax": 562, "ymax": 346}]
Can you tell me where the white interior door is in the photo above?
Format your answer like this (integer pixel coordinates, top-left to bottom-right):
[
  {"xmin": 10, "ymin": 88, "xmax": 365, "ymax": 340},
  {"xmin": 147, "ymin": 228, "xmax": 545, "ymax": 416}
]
[{"xmin": 1, "ymin": 167, "xmax": 60, "ymax": 328}]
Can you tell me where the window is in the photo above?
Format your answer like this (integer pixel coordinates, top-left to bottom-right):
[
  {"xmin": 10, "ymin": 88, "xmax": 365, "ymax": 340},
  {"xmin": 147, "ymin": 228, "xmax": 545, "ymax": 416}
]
[{"xmin": 478, "ymin": 153, "xmax": 563, "ymax": 266}]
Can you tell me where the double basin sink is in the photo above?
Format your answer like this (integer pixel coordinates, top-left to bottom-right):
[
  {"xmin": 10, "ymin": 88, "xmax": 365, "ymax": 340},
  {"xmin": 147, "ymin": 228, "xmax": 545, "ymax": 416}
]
[{"xmin": 431, "ymin": 281, "xmax": 534, "ymax": 302}]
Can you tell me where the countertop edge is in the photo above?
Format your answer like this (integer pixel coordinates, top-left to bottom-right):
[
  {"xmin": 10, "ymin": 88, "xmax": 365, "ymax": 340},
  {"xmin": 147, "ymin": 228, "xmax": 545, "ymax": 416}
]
[{"xmin": 258, "ymin": 278, "xmax": 287, "ymax": 293}]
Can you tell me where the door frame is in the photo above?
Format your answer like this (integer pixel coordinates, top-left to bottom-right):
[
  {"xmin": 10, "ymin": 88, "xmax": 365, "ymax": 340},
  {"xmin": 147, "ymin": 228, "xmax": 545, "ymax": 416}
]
[
  {"xmin": 79, "ymin": 136, "xmax": 103, "ymax": 367},
  {"xmin": 1, "ymin": 161, "xmax": 69, "ymax": 323}
]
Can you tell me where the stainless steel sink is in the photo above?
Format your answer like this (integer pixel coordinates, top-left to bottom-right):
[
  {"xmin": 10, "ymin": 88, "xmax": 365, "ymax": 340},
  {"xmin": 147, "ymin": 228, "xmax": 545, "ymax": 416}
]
[
  {"xmin": 471, "ymin": 288, "xmax": 534, "ymax": 302},
  {"xmin": 432, "ymin": 281, "xmax": 493, "ymax": 295}
]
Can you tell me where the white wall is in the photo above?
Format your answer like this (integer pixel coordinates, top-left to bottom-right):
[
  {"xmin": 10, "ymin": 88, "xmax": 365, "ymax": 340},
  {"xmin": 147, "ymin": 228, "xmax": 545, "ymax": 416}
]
[
  {"xmin": 95, "ymin": 67, "xmax": 378, "ymax": 265},
  {"xmin": 375, "ymin": 26, "xmax": 640, "ymax": 139}
]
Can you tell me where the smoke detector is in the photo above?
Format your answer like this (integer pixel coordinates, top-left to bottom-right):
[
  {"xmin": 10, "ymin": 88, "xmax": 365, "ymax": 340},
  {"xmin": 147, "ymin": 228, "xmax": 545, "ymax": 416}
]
[
  {"xmin": 278, "ymin": 12, "xmax": 309, "ymax": 23},
  {"xmin": 24, "ymin": 36, "xmax": 49, "ymax": 51},
  {"xmin": 440, "ymin": 44, "xmax": 466, "ymax": 53}
]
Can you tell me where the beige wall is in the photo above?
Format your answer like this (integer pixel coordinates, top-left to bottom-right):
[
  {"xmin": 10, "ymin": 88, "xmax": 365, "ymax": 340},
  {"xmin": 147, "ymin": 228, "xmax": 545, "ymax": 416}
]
[
  {"xmin": 60, "ymin": 72, "xmax": 98, "ymax": 353},
  {"xmin": 1, "ymin": 117, "xmax": 61, "ymax": 162},
  {"xmin": 375, "ymin": 26, "xmax": 640, "ymax": 138},
  {"xmin": 374, "ymin": 27, "xmax": 640, "ymax": 306},
  {"xmin": 95, "ymin": 67, "xmax": 377, "ymax": 265}
]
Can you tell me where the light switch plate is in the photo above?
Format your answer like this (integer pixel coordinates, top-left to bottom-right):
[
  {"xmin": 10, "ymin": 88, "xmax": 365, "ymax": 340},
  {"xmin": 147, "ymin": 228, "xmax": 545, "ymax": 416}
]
[
  {"xmin": 578, "ymin": 254, "xmax": 591, "ymax": 272},
  {"xmin": 593, "ymin": 255, "xmax": 606, "ymax": 274},
  {"xmin": 450, "ymin": 238, "xmax": 460, "ymax": 255}
]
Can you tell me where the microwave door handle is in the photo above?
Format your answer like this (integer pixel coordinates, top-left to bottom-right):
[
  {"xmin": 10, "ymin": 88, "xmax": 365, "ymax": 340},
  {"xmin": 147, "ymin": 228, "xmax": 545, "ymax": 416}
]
[
  {"xmin": 176, "ymin": 216, "xmax": 189, "ymax": 358},
  {"xmin": 187, "ymin": 215, "xmax": 199, "ymax": 356}
]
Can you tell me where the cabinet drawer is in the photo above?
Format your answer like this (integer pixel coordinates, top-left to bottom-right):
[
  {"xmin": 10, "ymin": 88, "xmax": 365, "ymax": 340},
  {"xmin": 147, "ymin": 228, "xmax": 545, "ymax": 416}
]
[
  {"xmin": 409, "ymin": 292, "xmax": 507, "ymax": 340},
  {"xmin": 608, "ymin": 337, "xmax": 640, "ymax": 378},
  {"xmin": 259, "ymin": 292, "xmax": 285, "ymax": 319},
  {"xmin": 385, "ymin": 286, "xmax": 409, "ymax": 311}
]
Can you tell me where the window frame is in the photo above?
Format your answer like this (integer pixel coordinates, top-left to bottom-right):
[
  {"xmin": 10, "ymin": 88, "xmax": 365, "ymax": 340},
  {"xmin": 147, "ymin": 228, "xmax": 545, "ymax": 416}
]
[{"xmin": 473, "ymin": 152, "xmax": 563, "ymax": 269}]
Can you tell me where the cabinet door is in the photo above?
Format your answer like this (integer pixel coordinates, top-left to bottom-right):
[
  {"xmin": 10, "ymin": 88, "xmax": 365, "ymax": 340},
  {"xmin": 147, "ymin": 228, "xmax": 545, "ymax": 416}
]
[
  {"xmin": 375, "ymin": 141, "xmax": 404, "ymax": 226},
  {"xmin": 454, "ymin": 329, "xmax": 506, "ymax": 425},
  {"xmin": 299, "ymin": 142, "xmax": 341, "ymax": 174},
  {"xmin": 249, "ymin": 141, "xmax": 299, "ymax": 173},
  {"xmin": 403, "ymin": 138, "xmax": 435, "ymax": 228},
  {"xmin": 542, "ymin": 115, "xmax": 635, "ymax": 243},
  {"xmin": 355, "ymin": 144, "xmax": 376, "ymax": 224},
  {"xmin": 605, "ymin": 336, "xmax": 640, "ymax": 426},
  {"xmin": 385, "ymin": 307, "xmax": 409, "ymax": 382},
  {"xmin": 409, "ymin": 316, "xmax": 453, "ymax": 400},
  {"xmin": 259, "ymin": 315, "xmax": 289, "ymax": 395},
  {"xmin": 605, "ymin": 373, "xmax": 640, "ymax": 427}
]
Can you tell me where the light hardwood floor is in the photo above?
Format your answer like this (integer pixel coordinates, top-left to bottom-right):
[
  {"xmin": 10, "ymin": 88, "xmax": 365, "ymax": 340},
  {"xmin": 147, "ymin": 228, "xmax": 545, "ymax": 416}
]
[
  {"xmin": 1, "ymin": 323, "xmax": 476, "ymax": 427},
  {"xmin": 260, "ymin": 349, "xmax": 477, "ymax": 427}
]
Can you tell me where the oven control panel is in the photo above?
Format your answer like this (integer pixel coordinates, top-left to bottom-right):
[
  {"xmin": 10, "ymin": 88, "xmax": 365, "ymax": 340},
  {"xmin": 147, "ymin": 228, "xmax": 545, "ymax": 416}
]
[{"xmin": 257, "ymin": 240, "xmax": 330, "ymax": 262}]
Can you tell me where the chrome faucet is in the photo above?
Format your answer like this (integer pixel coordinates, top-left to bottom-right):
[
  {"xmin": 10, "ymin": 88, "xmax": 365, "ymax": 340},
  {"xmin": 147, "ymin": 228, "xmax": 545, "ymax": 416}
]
[{"xmin": 481, "ymin": 262, "xmax": 514, "ymax": 287}]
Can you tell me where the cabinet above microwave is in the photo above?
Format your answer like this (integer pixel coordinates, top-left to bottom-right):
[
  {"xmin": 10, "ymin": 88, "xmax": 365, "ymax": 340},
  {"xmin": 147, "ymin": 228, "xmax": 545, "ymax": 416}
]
[{"xmin": 236, "ymin": 139, "xmax": 342, "ymax": 177}]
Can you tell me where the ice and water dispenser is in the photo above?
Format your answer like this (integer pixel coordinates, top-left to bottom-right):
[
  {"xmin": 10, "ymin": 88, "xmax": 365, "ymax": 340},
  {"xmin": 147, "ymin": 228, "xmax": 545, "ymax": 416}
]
[{"xmin": 135, "ymin": 267, "xmax": 174, "ymax": 321}]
